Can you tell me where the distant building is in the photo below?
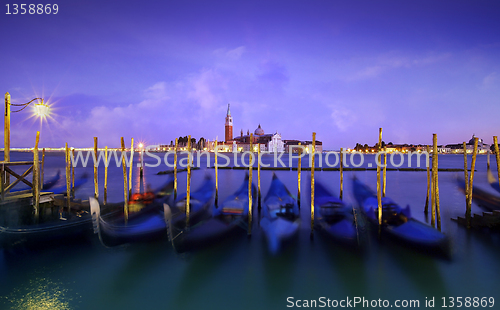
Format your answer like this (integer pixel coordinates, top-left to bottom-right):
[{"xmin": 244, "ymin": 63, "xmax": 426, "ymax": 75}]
[
  {"xmin": 214, "ymin": 104, "xmax": 321, "ymax": 153},
  {"xmin": 225, "ymin": 104, "xmax": 233, "ymax": 143},
  {"xmin": 446, "ymin": 135, "xmax": 490, "ymax": 154}
]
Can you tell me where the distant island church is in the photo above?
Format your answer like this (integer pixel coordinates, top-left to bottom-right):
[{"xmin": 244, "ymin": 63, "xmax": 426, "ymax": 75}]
[
  {"xmin": 153, "ymin": 104, "xmax": 322, "ymax": 153},
  {"xmin": 215, "ymin": 104, "xmax": 322, "ymax": 153}
]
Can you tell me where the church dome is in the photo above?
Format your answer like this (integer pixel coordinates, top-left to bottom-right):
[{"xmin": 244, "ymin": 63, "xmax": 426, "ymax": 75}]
[
  {"xmin": 469, "ymin": 135, "xmax": 483, "ymax": 145},
  {"xmin": 254, "ymin": 124, "xmax": 265, "ymax": 136}
]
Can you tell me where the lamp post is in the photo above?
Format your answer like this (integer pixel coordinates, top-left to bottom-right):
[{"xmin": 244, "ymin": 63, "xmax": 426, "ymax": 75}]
[{"xmin": 4, "ymin": 92, "xmax": 49, "ymax": 184}]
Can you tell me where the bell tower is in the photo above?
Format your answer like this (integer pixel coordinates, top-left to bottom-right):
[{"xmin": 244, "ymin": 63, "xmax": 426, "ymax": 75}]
[{"xmin": 225, "ymin": 104, "xmax": 233, "ymax": 143}]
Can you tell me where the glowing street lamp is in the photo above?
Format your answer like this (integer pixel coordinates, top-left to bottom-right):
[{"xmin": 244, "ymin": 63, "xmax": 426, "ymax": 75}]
[{"xmin": 4, "ymin": 92, "xmax": 49, "ymax": 164}]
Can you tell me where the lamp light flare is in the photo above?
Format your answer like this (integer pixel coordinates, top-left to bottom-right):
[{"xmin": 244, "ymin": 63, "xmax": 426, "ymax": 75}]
[{"xmin": 34, "ymin": 102, "xmax": 50, "ymax": 118}]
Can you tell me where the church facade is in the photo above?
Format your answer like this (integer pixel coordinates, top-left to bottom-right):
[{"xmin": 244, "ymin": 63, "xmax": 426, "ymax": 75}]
[{"xmin": 218, "ymin": 104, "xmax": 319, "ymax": 153}]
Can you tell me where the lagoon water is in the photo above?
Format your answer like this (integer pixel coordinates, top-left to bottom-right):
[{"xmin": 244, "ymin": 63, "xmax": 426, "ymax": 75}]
[{"xmin": 1, "ymin": 151, "xmax": 499, "ymax": 309}]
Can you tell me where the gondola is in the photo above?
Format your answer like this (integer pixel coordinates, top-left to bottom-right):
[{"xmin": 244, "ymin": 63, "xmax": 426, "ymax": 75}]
[
  {"xmin": 352, "ymin": 177, "xmax": 449, "ymax": 256},
  {"xmin": 312, "ymin": 180, "xmax": 358, "ymax": 246},
  {"xmin": 164, "ymin": 175, "xmax": 217, "ymax": 252},
  {"xmin": 457, "ymin": 177, "xmax": 500, "ymax": 212},
  {"xmin": 260, "ymin": 173, "xmax": 300, "ymax": 255},
  {"xmin": 165, "ymin": 174, "xmax": 254, "ymax": 253},
  {"xmin": 0, "ymin": 173, "xmax": 95, "ymax": 250},
  {"xmin": 0, "ymin": 212, "xmax": 93, "ymax": 250},
  {"xmin": 89, "ymin": 178, "xmax": 175, "ymax": 247}
]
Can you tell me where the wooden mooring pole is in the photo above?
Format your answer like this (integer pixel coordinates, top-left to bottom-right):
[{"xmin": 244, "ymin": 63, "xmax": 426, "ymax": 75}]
[
  {"xmin": 65, "ymin": 143, "xmax": 71, "ymax": 213},
  {"xmin": 433, "ymin": 134, "xmax": 441, "ymax": 231},
  {"xmin": 430, "ymin": 139, "xmax": 436, "ymax": 227},
  {"xmin": 104, "ymin": 146, "xmax": 108, "ymax": 205},
  {"xmin": 383, "ymin": 147, "xmax": 387, "ymax": 198},
  {"xmin": 424, "ymin": 145, "xmax": 430, "ymax": 213},
  {"xmin": 340, "ymin": 147, "xmax": 344, "ymax": 200},
  {"xmin": 41, "ymin": 148, "xmax": 45, "ymax": 190},
  {"xmin": 467, "ymin": 138, "xmax": 479, "ymax": 229},
  {"xmin": 377, "ymin": 128, "xmax": 382, "ymax": 227},
  {"xmin": 186, "ymin": 135, "xmax": 192, "ymax": 227},
  {"xmin": 94, "ymin": 137, "xmax": 98, "ymax": 199},
  {"xmin": 463, "ymin": 142, "xmax": 470, "ymax": 225},
  {"xmin": 4, "ymin": 93, "xmax": 10, "ymax": 186},
  {"xmin": 33, "ymin": 132, "xmax": 40, "ymax": 223},
  {"xmin": 487, "ymin": 150, "xmax": 490, "ymax": 170},
  {"xmin": 248, "ymin": 134, "xmax": 253, "ymax": 236},
  {"xmin": 297, "ymin": 143, "xmax": 302, "ymax": 207},
  {"xmin": 215, "ymin": 139, "xmax": 218, "ymax": 206},
  {"xmin": 71, "ymin": 149, "xmax": 75, "ymax": 198},
  {"xmin": 174, "ymin": 138, "xmax": 178, "ymax": 200},
  {"xmin": 128, "ymin": 138, "xmax": 134, "ymax": 200},
  {"xmin": 121, "ymin": 137, "xmax": 128, "ymax": 223},
  {"xmin": 494, "ymin": 136, "xmax": 500, "ymax": 191},
  {"xmin": 258, "ymin": 143, "xmax": 261, "ymax": 210},
  {"xmin": 311, "ymin": 132, "xmax": 316, "ymax": 238}
]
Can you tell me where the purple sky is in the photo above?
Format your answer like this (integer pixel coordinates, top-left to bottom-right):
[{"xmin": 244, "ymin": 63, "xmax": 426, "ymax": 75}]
[{"xmin": 1, "ymin": 0, "xmax": 499, "ymax": 149}]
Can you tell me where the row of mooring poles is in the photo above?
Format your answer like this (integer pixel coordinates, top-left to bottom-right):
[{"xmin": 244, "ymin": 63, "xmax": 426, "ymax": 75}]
[
  {"xmin": 422, "ymin": 134, "xmax": 442, "ymax": 231},
  {"xmin": 463, "ymin": 137, "xmax": 479, "ymax": 228}
]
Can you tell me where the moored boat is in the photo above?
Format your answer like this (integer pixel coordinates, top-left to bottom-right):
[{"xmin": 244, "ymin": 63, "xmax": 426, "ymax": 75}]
[
  {"xmin": 89, "ymin": 178, "xmax": 175, "ymax": 247},
  {"xmin": 352, "ymin": 177, "xmax": 449, "ymax": 257},
  {"xmin": 260, "ymin": 173, "xmax": 300, "ymax": 255},
  {"xmin": 312, "ymin": 180, "xmax": 358, "ymax": 247},
  {"xmin": 165, "ymin": 174, "xmax": 254, "ymax": 253}
]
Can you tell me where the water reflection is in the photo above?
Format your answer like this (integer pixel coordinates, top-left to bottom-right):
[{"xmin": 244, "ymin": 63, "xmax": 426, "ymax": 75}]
[{"xmin": 2, "ymin": 277, "xmax": 73, "ymax": 310}]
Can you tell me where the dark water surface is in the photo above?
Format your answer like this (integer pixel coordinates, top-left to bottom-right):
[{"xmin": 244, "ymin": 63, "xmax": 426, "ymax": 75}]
[{"xmin": 1, "ymin": 152, "xmax": 499, "ymax": 309}]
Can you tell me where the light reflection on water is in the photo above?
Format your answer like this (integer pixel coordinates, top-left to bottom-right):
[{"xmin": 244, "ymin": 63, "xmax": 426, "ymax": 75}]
[
  {"xmin": 2, "ymin": 277, "xmax": 72, "ymax": 310},
  {"xmin": 0, "ymin": 152, "xmax": 499, "ymax": 309}
]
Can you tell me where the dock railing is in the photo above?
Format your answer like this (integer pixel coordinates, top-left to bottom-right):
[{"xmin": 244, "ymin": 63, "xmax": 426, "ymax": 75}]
[{"xmin": 0, "ymin": 160, "xmax": 40, "ymax": 202}]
